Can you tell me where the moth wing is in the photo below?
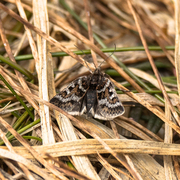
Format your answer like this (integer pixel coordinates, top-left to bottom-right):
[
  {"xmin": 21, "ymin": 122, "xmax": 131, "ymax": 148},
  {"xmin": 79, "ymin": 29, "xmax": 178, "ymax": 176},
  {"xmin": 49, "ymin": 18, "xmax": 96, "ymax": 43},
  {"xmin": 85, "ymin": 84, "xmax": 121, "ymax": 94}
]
[
  {"xmin": 95, "ymin": 77, "xmax": 124, "ymax": 120},
  {"xmin": 50, "ymin": 76, "xmax": 89, "ymax": 115}
]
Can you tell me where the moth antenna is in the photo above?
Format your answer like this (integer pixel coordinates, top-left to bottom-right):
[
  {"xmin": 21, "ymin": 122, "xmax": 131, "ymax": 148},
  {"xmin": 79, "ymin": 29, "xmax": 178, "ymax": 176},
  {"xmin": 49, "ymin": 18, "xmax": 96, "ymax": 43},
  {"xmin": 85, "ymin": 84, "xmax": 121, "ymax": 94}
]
[
  {"xmin": 97, "ymin": 44, "xmax": 116, "ymax": 70},
  {"xmin": 84, "ymin": 59, "xmax": 93, "ymax": 74},
  {"xmin": 74, "ymin": 44, "xmax": 93, "ymax": 73}
]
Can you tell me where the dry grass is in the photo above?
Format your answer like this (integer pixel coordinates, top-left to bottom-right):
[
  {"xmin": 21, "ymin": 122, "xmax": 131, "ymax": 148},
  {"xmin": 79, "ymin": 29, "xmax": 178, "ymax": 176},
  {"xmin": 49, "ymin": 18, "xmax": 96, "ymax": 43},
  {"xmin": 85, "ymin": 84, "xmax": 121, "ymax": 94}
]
[{"xmin": 0, "ymin": 0, "xmax": 179, "ymax": 179}]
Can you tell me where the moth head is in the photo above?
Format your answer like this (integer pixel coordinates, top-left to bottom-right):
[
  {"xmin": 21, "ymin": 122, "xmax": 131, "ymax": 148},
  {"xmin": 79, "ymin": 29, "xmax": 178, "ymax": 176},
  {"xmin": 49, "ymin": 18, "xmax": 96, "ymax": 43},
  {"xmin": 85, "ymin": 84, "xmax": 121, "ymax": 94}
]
[
  {"xmin": 90, "ymin": 67, "xmax": 104, "ymax": 85},
  {"xmin": 93, "ymin": 67, "xmax": 101, "ymax": 75}
]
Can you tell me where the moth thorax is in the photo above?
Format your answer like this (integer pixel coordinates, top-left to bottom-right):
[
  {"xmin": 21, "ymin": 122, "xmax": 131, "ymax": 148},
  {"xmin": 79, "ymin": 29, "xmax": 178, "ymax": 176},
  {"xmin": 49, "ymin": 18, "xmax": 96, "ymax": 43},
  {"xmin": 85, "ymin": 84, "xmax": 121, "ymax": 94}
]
[{"xmin": 90, "ymin": 75, "xmax": 100, "ymax": 87}]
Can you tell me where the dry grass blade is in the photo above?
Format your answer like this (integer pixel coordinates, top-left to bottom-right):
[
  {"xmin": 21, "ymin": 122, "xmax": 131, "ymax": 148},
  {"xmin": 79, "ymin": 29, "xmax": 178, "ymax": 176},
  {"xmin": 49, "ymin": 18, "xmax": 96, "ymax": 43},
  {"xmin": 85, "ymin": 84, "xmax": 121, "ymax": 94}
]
[
  {"xmin": 109, "ymin": 121, "xmax": 142, "ymax": 179},
  {"xmin": 95, "ymin": 2, "xmax": 136, "ymax": 31},
  {"xmin": 114, "ymin": 119, "xmax": 154, "ymax": 141},
  {"xmin": 129, "ymin": 68, "xmax": 180, "ymax": 105},
  {"xmin": 111, "ymin": 79, "xmax": 180, "ymax": 134},
  {"xmin": 2, "ymin": 138, "xmax": 180, "ymax": 157},
  {"xmin": 1, "ymin": 1, "xmax": 180, "ymax": 179},
  {"xmin": 164, "ymin": 100, "xmax": 176, "ymax": 179},
  {"xmin": 175, "ymin": 0, "xmax": 180, "ymax": 96},
  {"xmin": 134, "ymin": 5, "xmax": 174, "ymax": 66},
  {"xmin": 15, "ymin": 0, "xmax": 39, "ymax": 68},
  {"xmin": 0, "ymin": 170, "xmax": 7, "ymax": 180},
  {"xmin": 110, "ymin": 121, "xmax": 143, "ymax": 179},
  {"xmin": 97, "ymin": 153, "xmax": 124, "ymax": 180},
  {"xmin": 0, "ymin": 148, "xmax": 55, "ymax": 180},
  {"xmin": 56, "ymin": 113, "xmax": 101, "ymax": 180},
  {"xmin": 76, "ymin": 122, "xmax": 159, "ymax": 180},
  {"xmin": 173, "ymin": 156, "xmax": 180, "ymax": 179},
  {"xmin": 0, "ymin": 16, "xmax": 38, "ymax": 112},
  {"xmin": 84, "ymin": 0, "xmax": 98, "ymax": 67},
  {"xmin": 127, "ymin": 0, "xmax": 180, "ymax": 127},
  {"xmin": 33, "ymin": 0, "xmax": 55, "ymax": 145},
  {"xmin": 116, "ymin": 117, "xmax": 163, "ymax": 142},
  {"xmin": 44, "ymin": 154, "xmax": 92, "ymax": 180},
  {"xmin": 0, "ymin": 129, "xmax": 35, "ymax": 180},
  {"xmin": 0, "ymin": 116, "xmax": 68, "ymax": 179},
  {"xmin": 0, "ymin": 2, "xmax": 89, "ymax": 68}
]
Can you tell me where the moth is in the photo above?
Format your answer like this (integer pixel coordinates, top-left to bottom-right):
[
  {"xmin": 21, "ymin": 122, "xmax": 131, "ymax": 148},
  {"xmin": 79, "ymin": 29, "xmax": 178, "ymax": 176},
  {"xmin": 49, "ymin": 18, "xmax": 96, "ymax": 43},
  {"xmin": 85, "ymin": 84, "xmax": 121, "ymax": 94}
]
[{"xmin": 50, "ymin": 68, "xmax": 125, "ymax": 120}]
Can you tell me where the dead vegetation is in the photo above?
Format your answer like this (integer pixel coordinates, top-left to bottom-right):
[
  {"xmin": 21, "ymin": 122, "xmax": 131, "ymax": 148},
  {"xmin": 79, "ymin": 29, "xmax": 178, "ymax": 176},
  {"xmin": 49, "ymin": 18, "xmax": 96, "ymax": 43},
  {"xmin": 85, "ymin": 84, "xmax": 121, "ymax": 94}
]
[{"xmin": 0, "ymin": 0, "xmax": 179, "ymax": 179}]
